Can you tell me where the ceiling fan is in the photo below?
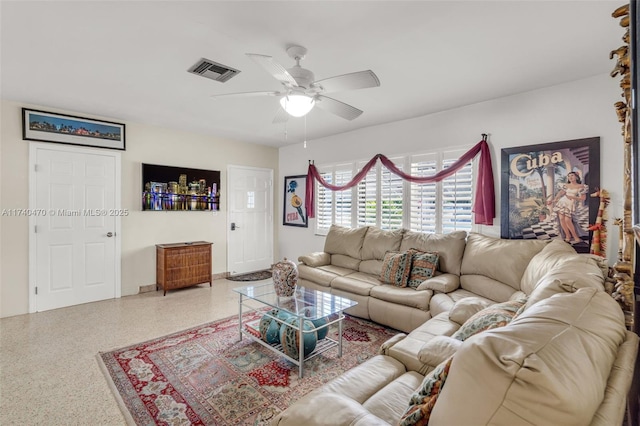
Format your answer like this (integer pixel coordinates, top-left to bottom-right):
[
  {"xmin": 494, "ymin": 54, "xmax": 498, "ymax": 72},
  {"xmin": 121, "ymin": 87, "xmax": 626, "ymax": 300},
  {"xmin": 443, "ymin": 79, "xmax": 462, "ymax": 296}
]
[{"xmin": 211, "ymin": 45, "xmax": 380, "ymax": 122}]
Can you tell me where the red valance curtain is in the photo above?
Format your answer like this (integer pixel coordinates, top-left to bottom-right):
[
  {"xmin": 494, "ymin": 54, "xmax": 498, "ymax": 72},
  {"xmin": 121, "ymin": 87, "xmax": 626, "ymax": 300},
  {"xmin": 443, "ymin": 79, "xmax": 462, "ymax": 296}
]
[{"xmin": 305, "ymin": 139, "xmax": 495, "ymax": 225}]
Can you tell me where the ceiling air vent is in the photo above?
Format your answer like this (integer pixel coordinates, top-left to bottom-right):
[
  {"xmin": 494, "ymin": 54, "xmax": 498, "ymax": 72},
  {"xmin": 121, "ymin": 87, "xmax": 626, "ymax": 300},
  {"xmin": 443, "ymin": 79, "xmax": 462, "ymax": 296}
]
[{"xmin": 188, "ymin": 58, "xmax": 240, "ymax": 83}]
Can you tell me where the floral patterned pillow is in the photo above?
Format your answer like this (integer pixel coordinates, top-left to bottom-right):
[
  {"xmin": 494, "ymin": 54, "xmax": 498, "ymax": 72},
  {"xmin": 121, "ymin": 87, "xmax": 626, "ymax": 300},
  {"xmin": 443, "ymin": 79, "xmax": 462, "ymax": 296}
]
[
  {"xmin": 406, "ymin": 249, "xmax": 439, "ymax": 289},
  {"xmin": 399, "ymin": 356, "xmax": 454, "ymax": 426},
  {"xmin": 379, "ymin": 251, "xmax": 412, "ymax": 286},
  {"xmin": 451, "ymin": 297, "xmax": 527, "ymax": 341}
]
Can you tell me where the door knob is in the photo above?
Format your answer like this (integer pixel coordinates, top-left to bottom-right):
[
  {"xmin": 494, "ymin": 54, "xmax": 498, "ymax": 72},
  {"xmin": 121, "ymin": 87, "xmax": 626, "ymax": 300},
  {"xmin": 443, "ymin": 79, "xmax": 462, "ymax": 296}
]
[{"xmin": 107, "ymin": 232, "xmax": 114, "ymax": 237}]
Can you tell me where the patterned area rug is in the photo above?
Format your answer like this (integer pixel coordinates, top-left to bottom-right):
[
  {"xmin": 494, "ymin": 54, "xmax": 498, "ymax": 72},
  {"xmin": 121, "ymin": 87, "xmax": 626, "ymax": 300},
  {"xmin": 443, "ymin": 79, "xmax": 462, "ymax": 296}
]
[
  {"xmin": 98, "ymin": 312, "xmax": 397, "ymax": 425},
  {"xmin": 226, "ymin": 270, "xmax": 272, "ymax": 281}
]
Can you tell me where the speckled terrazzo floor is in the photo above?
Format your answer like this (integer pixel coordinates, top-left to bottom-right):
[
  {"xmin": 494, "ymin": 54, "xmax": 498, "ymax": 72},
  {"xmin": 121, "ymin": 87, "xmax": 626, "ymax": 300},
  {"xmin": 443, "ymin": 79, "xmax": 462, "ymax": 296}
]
[{"xmin": 0, "ymin": 279, "xmax": 265, "ymax": 426}]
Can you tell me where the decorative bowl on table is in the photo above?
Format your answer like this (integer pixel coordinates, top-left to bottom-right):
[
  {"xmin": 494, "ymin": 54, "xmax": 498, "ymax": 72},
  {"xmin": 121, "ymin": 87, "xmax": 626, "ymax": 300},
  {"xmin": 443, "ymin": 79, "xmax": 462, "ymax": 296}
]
[{"xmin": 272, "ymin": 258, "xmax": 298, "ymax": 297}]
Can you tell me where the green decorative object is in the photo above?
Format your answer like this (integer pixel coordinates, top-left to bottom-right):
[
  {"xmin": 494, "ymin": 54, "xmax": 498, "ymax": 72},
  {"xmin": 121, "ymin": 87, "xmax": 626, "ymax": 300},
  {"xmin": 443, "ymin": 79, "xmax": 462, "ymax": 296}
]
[
  {"xmin": 279, "ymin": 316, "xmax": 317, "ymax": 359},
  {"xmin": 259, "ymin": 309, "xmax": 282, "ymax": 344},
  {"xmin": 311, "ymin": 317, "xmax": 329, "ymax": 340},
  {"xmin": 302, "ymin": 307, "xmax": 329, "ymax": 340}
]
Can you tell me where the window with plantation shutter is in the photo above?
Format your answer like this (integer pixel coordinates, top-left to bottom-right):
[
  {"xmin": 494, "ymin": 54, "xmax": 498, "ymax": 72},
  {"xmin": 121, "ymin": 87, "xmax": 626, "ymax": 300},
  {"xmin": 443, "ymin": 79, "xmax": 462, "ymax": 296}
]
[
  {"xmin": 442, "ymin": 150, "xmax": 473, "ymax": 233},
  {"xmin": 380, "ymin": 162, "xmax": 404, "ymax": 230},
  {"xmin": 314, "ymin": 146, "xmax": 475, "ymax": 235},
  {"xmin": 334, "ymin": 168, "xmax": 353, "ymax": 227},
  {"xmin": 314, "ymin": 165, "xmax": 354, "ymax": 235},
  {"xmin": 315, "ymin": 171, "xmax": 333, "ymax": 234},
  {"xmin": 410, "ymin": 154, "xmax": 438, "ymax": 233},
  {"xmin": 357, "ymin": 165, "xmax": 377, "ymax": 227}
]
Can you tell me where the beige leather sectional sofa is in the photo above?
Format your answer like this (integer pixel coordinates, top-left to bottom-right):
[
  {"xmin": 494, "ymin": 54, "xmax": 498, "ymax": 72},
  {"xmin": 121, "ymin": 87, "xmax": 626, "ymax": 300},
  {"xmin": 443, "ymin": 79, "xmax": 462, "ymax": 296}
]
[
  {"xmin": 274, "ymin": 225, "xmax": 638, "ymax": 425},
  {"xmin": 298, "ymin": 225, "xmax": 549, "ymax": 333}
]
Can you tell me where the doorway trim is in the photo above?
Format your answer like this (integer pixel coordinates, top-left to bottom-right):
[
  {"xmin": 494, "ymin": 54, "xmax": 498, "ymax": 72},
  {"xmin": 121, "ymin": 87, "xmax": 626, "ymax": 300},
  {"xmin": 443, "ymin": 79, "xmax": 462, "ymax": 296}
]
[{"xmin": 28, "ymin": 141, "xmax": 122, "ymax": 313}]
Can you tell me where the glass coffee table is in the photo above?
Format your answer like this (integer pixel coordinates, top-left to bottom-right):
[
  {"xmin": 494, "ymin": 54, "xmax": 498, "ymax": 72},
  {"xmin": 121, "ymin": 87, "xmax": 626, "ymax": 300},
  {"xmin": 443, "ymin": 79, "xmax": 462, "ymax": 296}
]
[{"xmin": 233, "ymin": 281, "xmax": 357, "ymax": 378}]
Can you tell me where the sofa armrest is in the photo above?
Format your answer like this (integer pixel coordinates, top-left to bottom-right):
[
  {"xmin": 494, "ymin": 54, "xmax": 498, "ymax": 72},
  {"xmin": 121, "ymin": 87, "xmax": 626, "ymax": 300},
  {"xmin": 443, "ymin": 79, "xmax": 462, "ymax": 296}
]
[
  {"xmin": 415, "ymin": 272, "xmax": 460, "ymax": 293},
  {"xmin": 448, "ymin": 297, "xmax": 494, "ymax": 325},
  {"xmin": 379, "ymin": 333, "xmax": 407, "ymax": 355},
  {"xmin": 298, "ymin": 252, "xmax": 331, "ymax": 267},
  {"xmin": 417, "ymin": 335, "xmax": 462, "ymax": 367},
  {"xmin": 272, "ymin": 392, "xmax": 390, "ymax": 426}
]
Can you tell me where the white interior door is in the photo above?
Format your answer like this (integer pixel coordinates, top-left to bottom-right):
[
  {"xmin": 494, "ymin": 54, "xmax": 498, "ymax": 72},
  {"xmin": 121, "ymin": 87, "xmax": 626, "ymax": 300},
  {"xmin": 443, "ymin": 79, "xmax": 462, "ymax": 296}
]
[
  {"xmin": 227, "ymin": 166, "xmax": 273, "ymax": 275},
  {"xmin": 29, "ymin": 143, "xmax": 121, "ymax": 312}
]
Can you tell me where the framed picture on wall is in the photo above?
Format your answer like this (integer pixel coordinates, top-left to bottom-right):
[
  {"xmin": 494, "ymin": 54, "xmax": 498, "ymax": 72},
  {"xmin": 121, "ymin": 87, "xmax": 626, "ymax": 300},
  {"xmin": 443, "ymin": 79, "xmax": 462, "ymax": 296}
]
[
  {"xmin": 22, "ymin": 108, "xmax": 125, "ymax": 150},
  {"xmin": 283, "ymin": 175, "xmax": 308, "ymax": 227},
  {"xmin": 500, "ymin": 137, "xmax": 600, "ymax": 253},
  {"xmin": 142, "ymin": 163, "xmax": 220, "ymax": 211}
]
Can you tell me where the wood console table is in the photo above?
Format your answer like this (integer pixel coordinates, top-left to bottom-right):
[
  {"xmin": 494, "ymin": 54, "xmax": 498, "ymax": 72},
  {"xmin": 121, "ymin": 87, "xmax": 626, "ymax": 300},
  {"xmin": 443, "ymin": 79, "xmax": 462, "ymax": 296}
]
[{"xmin": 156, "ymin": 241, "xmax": 212, "ymax": 295}]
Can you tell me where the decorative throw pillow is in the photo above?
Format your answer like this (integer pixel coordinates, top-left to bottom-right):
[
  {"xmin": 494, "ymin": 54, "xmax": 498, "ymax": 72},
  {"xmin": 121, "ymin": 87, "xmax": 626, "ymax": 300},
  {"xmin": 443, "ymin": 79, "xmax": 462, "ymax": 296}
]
[
  {"xmin": 399, "ymin": 356, "xmax": 454, "ymax": 426},
  {"xmin": 406, "ymin": 249, "xmax": 439, "ymax": 289},
  {"xmin": 451, "ymin": 297, "xmax": 527, "ymax": 341},
  {"xmin": 379, "ymin": 251, "xmax": 412, "ymax": 286}
]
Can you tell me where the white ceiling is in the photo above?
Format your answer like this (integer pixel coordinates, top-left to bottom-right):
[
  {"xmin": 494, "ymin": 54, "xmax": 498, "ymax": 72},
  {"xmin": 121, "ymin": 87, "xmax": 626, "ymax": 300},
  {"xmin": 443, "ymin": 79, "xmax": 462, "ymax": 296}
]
[{"xmin": 0, "ymin": 1, "xmax": 625, "ymax": 148}]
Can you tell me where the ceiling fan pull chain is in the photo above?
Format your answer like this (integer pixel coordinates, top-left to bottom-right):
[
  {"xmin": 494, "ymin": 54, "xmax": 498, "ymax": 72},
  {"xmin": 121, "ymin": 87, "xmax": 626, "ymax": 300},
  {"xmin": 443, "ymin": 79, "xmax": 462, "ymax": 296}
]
[{"xmin": 304, "ymin": 116, "xmax": 307, "ymax": 148}]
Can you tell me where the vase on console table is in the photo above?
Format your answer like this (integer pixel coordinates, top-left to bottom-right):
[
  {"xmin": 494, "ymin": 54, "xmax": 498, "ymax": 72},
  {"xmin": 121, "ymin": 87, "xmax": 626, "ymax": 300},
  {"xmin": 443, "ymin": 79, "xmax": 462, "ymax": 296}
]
[{"xmin": 272, "ymin": 258, "xmax": 298, "ymax": 297}]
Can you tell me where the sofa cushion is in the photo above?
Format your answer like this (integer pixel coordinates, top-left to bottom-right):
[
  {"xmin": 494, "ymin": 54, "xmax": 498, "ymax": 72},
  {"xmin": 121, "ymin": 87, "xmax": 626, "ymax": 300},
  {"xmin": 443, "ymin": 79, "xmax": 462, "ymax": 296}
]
[
  {"xmin": 331, "ymin": 254, "xmax": 361, "ymax": 270},
  {"xmin": 429, "ymin": 288, "xmax": 627, "ymax": 426},
  {"xmin": 272, "ymin": 392, "xmax": 389, "ymax": 426},
  {"xmin": 522, "ymin": 253, "xmax": 604, "ymax": 310},
  {"xmin": 448, "ymin": 297, "xmax": 493, "ymax": 325},
  {"xmin": 369, "ymin": 285, "xmax": 432, "ymax": 310},
  {"xmin": 359, "ymin": 259, "xmax": 383, "ymax": 276},
  {"xmin": 399, "ymin": 356, "xmax": 453, "ymax": 426},
  {"xmin": 317, "ymin": 354, "xmax": 408, "ymax": 403},
  {"xmin": 298, "ymin": 264, "xmax": 354, "ymax": 287},
  {"xmin": 451, "ymin": 297, "xmax": 526, "ymax": 341},
  {"xmin": 362, "ymin": 371, "xmax": 424, "ymax": 424},
  {"xmin": 406, "ymin": 250, "xmax": 439, "ymax": 289},
  {"xmin": 332, "ymin": 274, "xmax": 379, "ymax": 296},
  {"xmin": 324, "ymin": 224, "xmax": 368, "ymax": 259},
  {"xmin": 459, "ymin": 275, "xmax": 517, "ymax": 303},
  {"xmin": 361, "ymin": 227, "xmax": 404, "ymax": 260},
  {"xmin": 429, "ymin": 289, "xmax": 494, "ymax": 318},
  {"xmin": 400, "ymin": 230, "xmax": 467, "ymax": 275},
  {"xmin": 417, "ymin": 336, "xmax": 462, "ymax": 367},
  {"xmin": 387, "ymin": 312, "xmax": 460, "ymax": 374},
  {"xmin": 520, "ymin": 239, "xmax": 577, "ymax": 293},
  {"xmin": 272, "ymin": 354, "xmax": 406, "ymax": 426},
  {"xmin": 379, "ymin": 251, "xmax": 412, "ymax": 286},
  {"xmin": 461, "ymin": 233, "xmax": 549, "ymax": 292},
  {"xmin": 525, "ymin": 278, "xmax": 576, "ymax": 310}
]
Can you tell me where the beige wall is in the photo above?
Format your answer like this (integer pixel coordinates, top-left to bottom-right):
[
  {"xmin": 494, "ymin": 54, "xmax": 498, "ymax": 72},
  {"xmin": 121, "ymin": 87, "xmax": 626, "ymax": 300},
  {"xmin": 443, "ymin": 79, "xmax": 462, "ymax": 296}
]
[
  {"xmin": 0, "ymin": 100, "xmax": 279, "ymax": 318},
  {"xmin": 278, "ymin": 74, "xmax": 624, "ymax": 264}
]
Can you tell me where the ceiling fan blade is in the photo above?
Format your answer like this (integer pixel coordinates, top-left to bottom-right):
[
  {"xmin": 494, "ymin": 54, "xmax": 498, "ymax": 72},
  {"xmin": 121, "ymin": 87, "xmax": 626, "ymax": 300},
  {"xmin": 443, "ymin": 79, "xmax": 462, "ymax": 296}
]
[
  {"xmin": 313, "ymin": 70, "xmax": 380, "ymax": 93},
  {"xmin": 315, "ymin": 95, "xmax": 363, "ymax": 121},
  {"xmin": 272, "ymin": 107, "xmax": 290, "ymax": 124},
  {"xmin": 246, "ymin": 53, "xmax": 298, "ymax": 87},
  {"xmin": 210, "ymin": 91, "xmax": 281, "ymax": 99}
]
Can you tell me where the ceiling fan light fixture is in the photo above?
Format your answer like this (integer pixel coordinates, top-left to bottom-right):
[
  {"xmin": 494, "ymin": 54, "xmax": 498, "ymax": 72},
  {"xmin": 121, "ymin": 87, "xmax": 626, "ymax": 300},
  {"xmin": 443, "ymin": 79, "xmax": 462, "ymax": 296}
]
[{"xmin": 280, "ymin": 94, "xmax": 315, "ymax": 117}]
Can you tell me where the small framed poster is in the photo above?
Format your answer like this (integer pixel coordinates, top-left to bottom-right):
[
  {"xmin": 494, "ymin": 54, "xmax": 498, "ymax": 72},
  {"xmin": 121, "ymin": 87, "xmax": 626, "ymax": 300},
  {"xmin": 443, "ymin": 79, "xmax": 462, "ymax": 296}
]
[{"xmin": 283, "ymin": 175, "xmax": 308, "ymax": 227}]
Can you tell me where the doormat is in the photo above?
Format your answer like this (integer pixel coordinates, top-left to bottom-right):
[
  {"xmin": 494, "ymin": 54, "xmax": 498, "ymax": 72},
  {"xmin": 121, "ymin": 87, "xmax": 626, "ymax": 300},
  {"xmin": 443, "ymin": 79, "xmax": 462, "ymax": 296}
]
[
  {"xmin": 227, "ymin": 269, "xmax": 272, "ymax": 281},
  {"xmin": 97, "ymin": 312, "xmax": 398, "ymax": 425}
]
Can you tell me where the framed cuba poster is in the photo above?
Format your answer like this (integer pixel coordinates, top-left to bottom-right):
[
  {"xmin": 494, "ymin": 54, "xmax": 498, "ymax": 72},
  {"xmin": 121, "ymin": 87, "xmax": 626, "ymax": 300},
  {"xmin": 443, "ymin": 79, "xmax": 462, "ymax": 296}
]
[
  {"xmin": 500, "ymin": 137, "xmax": 600, "ymax": 253},
  {"xmin": 283, "ymin": 175, "xmax": 308, "ymax": 227}
]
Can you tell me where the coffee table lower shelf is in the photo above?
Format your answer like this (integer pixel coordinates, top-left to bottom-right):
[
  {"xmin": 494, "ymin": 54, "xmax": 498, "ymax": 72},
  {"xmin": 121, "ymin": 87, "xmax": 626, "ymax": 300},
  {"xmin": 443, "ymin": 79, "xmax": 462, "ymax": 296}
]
[{"xmin": 239, "ymin": 312, "xmax": 344, "ymax": 378}]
